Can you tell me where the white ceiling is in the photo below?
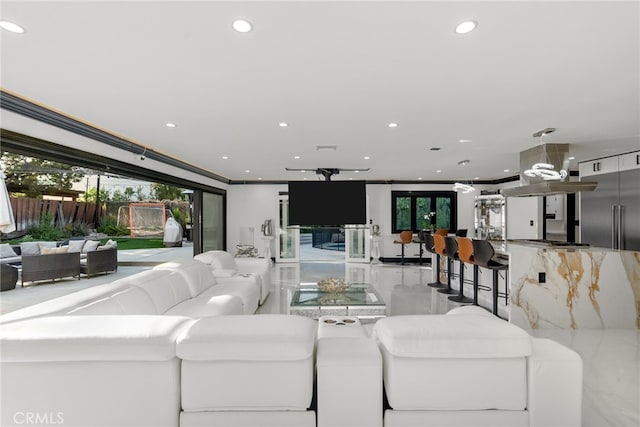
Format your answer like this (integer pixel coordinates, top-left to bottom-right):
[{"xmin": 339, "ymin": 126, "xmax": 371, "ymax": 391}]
[{"xmin": 1, "ymin": 1, "xmax": 639, "ymax": 183}]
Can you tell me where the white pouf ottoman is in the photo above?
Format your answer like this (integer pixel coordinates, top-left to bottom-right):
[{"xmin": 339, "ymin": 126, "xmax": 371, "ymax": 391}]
[
  {"xmin": 373, "ymin": 314, "xmax": 532, "ymax": 411},
  {"xmin": 317, "ymin": 315, "xmax": 368, "ymax": 338},
  {"xmin": 316, "ymin": 316, "xmax": 382, "ymax": 427},
  {"xmin": 177, "ymin": 315, "xmax": 317, "ymax": 426}
]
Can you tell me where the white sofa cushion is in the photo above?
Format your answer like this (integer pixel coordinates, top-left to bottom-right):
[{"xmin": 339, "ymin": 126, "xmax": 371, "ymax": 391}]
[
  {"xmin": 374, "ymin": 315, "xmax": 532, "ymax": 358},
  {"xmin": 194, "ymin": 250, "xmax": 238, "ymax": 271},
  {"xmin": 0, "ymin": 281, "xmax": 131, "ymax": 325},
  {"xmin": 165, "ymin": 293, "xmax": 243, "ymax": 317},
  {"xmin": 178, "ymin": 315, "xmax": 316, "ymax": 412},
  {"xmin": 67, "ymin": 287, "xmax": 157, "ymax": 316},
  {"xmin": 0, "ymin": 315, "xmax": 193, "ymax": 362},
  {"xmin": 154, "ymin": 259, "xmax": 216, "ymax": 297},
  {"xmin": 119, "ymin": 269, "xmax": 192, "ymax": 314},
  {"xmin": 177, "ymin": 315, "xmax": 317, "ymax": 361},
  {"xmin": 204, "ymin": 282, "xmax": 259, "ymax": 315}
]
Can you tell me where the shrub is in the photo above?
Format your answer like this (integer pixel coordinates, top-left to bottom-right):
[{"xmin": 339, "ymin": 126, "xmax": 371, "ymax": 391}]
[
  {"xmin": 97, "ymin": 215, "xmax": 129, "ymax": 237},
  {"xmin": 25, "ymin": 213, "xmax": 66, "ymax": 241},
  {"xmin": 64, "ymin": 222, "xmax": 90, "ymax": 237}
]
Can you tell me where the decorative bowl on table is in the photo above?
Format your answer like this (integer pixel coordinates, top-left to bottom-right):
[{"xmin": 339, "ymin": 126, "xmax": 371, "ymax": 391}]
[{"xmin": 317, "ymin": 278, "xmax": 351, "ymax": 293}]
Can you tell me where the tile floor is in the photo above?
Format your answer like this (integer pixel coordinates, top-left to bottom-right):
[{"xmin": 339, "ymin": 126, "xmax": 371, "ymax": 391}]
[{"xmin": 1, "ymin": 246, "xmax": 638, "ymax": 427}]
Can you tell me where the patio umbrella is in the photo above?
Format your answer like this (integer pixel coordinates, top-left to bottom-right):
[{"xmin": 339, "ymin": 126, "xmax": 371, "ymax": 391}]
[{"xmin": 0, "ymin": 173, "xmax": 16, "ymax": 234}]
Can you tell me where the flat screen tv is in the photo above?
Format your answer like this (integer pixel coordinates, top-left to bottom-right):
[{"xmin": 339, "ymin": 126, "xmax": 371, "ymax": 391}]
[{"xmin": 288, "ymin": 181, "xmax": 366, "ymax": 226}]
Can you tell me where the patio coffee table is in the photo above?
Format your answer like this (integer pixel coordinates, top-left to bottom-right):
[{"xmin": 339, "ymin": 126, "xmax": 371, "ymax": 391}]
[{"xmin": 290, "ymin": 283, "xmax": 386, "ymax": 319}]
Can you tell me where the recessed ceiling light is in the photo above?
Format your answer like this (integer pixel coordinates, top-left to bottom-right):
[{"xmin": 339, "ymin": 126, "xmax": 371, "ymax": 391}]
[
  {"xmin": 459, "ymin": 139, "xmax": 472, "ymax": 143},
  {"xmin": 568, "ymin": 156, "xmax": 575, "ymax": 160},
  {"xmin": 455, "ymin": 20, "xmax": 477, "ymax": 35},
  {"xmin": 388, "ymin": 123, "xmax": 398, "ymax": 128},
  {"xmin": 258, "ymin": 177, "xmax": 263, "ymax": 180},
  {"xmin": 354, "ymin": 170, "xmax": 360, "ymax": 173},
  {"xmin": 0, "ymin": 20, "xmax": 25, "ymax": 34},
  {"xmin": 363, "ymin": 156, "xmax": 370, "ymax": 160},
  {"xmin": 232, "ymin": 19, "xmax": 252, "ymax": 33},
  {"xmin": 436, "ymin": 170, "xmax": 442, "ymax": 173},
  {"xmin": 294, "ymin": 156, "xmax": 300, "ymax": 159},
  {"xmin": 279, "ymin": 122, "xmax": 288, "ymax": 127},
  {"xmin": 504, "ymin": 169, "xmax": 510, "ymax": 173},
  {"xmin": 244, "ymin": 169, "xmax": 251, "ymax": 173},
  {"xmin": 474, "ymin": 177, "xmax": 480, "ymax": 180},
  {"xmin": 418, "ymin": 177, "xmax": 423, "ymax": 180},
  {"xmin": 222, "ymin": 156, "xmax": 229, "ymax": 160},
  {"xmin": 165, "ymin": 122, "xmax": 176, "ymax": 128}
]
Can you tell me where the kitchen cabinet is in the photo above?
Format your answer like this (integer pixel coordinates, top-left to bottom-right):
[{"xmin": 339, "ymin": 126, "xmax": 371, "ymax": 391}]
[{"xmin": 579, "ymin": 151, "xmax": 640, "ymax": 177}]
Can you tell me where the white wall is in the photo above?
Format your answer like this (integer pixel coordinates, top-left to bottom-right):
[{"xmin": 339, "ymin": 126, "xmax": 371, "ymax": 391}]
[
  {"xmin": 227, "ymin": 184, "xmax": 287, "ymax": 256},
  {"xmin": 498, "ymin": 181, "xmax": 543, "ymax": 239}
]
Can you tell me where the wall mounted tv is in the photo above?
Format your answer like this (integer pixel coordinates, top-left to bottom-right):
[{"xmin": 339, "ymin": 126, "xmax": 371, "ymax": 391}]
[{"xmin": 288, "ymin": 181, "xmax": 366, "ymax": 226}]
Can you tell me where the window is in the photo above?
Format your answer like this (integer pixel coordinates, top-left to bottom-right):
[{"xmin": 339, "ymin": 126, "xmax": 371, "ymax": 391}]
[{"xmin": 391, "ymin": 191, "xmax": 457, "ymax": 233}]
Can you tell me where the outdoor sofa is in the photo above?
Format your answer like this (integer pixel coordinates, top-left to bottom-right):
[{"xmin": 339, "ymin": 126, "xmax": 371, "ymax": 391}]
[{"xmin": 0, "ymin": 240, "xmax": 118, "ymax": 287}]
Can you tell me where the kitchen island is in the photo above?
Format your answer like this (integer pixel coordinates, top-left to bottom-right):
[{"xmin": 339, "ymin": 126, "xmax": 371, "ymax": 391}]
[{"xmin": 503, "ymin": 241, "xmax": 640, "ymax": 330}]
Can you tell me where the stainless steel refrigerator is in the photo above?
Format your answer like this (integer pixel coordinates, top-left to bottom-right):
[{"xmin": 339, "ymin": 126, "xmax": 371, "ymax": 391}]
[{"xmin": 581, "ymin": 168, "xmax": 640, "ymax": 251}]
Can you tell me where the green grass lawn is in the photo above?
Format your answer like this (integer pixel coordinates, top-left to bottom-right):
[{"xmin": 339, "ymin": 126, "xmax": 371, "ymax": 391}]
[
  {"xmin": 1, "ymin": 236, "xmax": 166, "ymax": 250},
  {"xmin": 102, "ymin": 238, "xmax": 165, "ymax": 250}
]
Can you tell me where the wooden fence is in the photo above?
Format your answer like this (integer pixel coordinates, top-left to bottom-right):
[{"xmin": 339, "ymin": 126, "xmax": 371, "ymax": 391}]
[{"xmin": 9, "ymin": 197, "xmax": 100, "ymax": 232}]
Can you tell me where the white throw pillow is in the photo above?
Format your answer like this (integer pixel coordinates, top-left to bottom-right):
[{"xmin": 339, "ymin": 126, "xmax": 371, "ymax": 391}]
[
  {"xmin": 82, "ymin": 240, "xmax": 100, "ymax": 253},
  {"xmin": 67, "ymin": 239, "xmax": 86, "ymax": 253},
  {"xmin": 0, "ymin": 243, "xmax": 18, "ymax": 258}
]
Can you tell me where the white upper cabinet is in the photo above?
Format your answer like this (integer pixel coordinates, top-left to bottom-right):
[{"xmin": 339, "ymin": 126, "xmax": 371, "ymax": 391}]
[{"xmin": 579, "ymin": 151, "xmax": 640, "ymax": 177}]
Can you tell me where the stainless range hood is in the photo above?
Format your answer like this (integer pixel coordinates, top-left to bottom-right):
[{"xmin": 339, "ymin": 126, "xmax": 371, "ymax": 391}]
[{"xmin": 502, "ymin": 143, "xmax": 597, "ymax": 197}]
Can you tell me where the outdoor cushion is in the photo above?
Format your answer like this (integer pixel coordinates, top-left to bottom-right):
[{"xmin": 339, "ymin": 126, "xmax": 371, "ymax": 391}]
[
  {"xmin": 19, "ymin": 241, "xmax": 47, "ymax": 255},
  {"xmin": 82, "ymin": 240, "xmax": 100, "ymax": 253},
  {"xmin": 0, "ymin": 244, "xmax": 18, "ymax": 258},
  {"xmin": 67, "ymin": 240, "xmax": 85, "ymax": 253},
  {"xmin": 98, "ymin": 239, "xmax": 118, "ymax": 250},
  {"xmin": 41, "ymin": 246, "xmax": 69, "ymax": 255}
]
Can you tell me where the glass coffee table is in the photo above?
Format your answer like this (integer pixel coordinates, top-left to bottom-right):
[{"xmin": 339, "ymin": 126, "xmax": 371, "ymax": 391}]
[{"xmin": 290, "ymin": 283, "xmax": 386, "ymax": 319}]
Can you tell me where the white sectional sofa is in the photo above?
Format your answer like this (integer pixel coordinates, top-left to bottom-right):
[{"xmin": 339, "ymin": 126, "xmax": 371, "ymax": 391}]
[
  {"xmin": 194, "ymin": 250, "xmax": 271, "ymax": 305},
  {"xmin": 0, "ymin": 255, "xmax": 582, "ymax": 427}
]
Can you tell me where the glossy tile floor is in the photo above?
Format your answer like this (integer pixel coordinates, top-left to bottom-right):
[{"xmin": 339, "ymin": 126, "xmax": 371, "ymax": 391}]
[{"xmin": 1, "ymin": 247, "xmax": 638, "ymax": 427}]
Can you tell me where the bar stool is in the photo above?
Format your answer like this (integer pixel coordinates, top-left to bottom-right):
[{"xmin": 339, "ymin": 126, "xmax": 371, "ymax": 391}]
[
  {"xmin": 437, "ymin": 236, "xmax": 459, "ymax": 295},
  {"xmin": 449, "ymin": 237, "xmax": 474, "ymax": 304},
  {"xmin": 416, "ymin": 230, "xmax": 427, "ymax": 265},
  {"xmin": 427, "ymin": 233, "xmax": 447, "ymax": 289},
  {"xmin": 393, "ymin": 230, "xmax": 413, "ymax": 265},
  {"xmin": 471, "ymin": 239, "xmax": 509, "ymax": 316}
]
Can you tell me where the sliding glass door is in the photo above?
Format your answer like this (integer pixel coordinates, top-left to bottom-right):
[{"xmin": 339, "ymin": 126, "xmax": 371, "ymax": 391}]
[{"xmin": 201, "ymin": 191, "xmax": 225, "ymax": 252}]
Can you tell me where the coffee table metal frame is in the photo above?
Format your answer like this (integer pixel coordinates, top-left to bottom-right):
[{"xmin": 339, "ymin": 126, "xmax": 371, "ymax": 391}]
[{"xmin": 289, "ymin": 282, "xmax": 386, "ymax": 319}]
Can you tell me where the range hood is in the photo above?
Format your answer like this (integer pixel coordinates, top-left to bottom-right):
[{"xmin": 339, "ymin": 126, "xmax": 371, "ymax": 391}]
[{"xmin": 502, "ymin": 143, "xmax": 597, "ymax": 197}]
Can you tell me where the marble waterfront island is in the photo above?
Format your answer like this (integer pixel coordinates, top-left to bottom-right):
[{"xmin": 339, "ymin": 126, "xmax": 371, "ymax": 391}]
[
  {"xmin": 502, "ymin": 241, "xmax": 640, "ymax": 427},
  {"xmin": 504, "ymin": 241, "xmax": 640, "ymax": 330}
]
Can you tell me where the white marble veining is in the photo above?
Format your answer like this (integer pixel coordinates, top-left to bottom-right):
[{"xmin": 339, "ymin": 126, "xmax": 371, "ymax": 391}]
[{"xmin": 506, "ymin": 244, "xmax": 640, "ymax": 330}]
